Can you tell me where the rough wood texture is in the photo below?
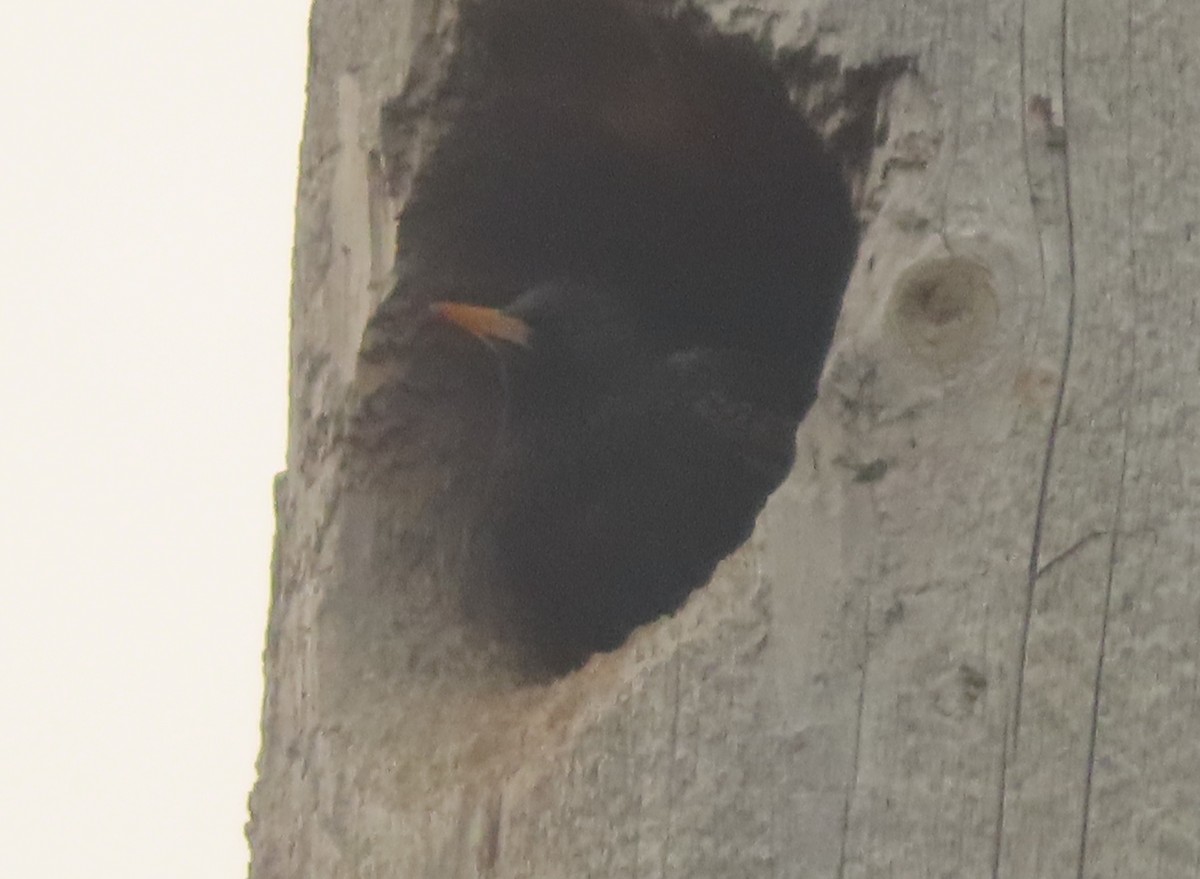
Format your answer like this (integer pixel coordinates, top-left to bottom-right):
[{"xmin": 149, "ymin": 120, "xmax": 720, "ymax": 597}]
[{"xmin": 249, "ymin": 0, "xmax": 1200, "ymax": 876}]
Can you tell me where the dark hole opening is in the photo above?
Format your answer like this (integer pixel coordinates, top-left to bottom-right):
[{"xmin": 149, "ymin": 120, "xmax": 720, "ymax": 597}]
[{"xmin": 373, "ymin": 0, "xmax": 889, "ymax": 677}]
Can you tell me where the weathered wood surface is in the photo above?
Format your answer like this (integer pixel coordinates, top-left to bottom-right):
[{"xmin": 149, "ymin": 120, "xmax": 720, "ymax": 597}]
[{"xmin": 249, "ymin": 0, "xmax": 1200, "ymax": 876}]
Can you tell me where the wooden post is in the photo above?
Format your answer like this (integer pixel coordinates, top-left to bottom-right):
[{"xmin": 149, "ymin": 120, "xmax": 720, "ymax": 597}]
[{"xmin": 249, "ymin": 1, "xmax": 1200, "ymax": 875}]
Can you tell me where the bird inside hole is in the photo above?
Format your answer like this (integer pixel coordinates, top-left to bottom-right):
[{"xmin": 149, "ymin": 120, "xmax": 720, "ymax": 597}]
[
  {"xmin": 408, "ymin": 0, "xmax": 859, "ymax": 671},
  {"xmin": 432, "ymin": 281, "xmax": 813, "ymax": 671}
]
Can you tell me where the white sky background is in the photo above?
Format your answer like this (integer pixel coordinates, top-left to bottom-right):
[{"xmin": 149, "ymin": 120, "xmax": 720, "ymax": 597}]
[{"xmin": 1, "ymin": 3, "xmax": 308, "ymax": 875}]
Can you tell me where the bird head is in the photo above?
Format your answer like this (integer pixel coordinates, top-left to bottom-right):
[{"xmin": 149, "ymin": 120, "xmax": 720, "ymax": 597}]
[{"xmin": 431, "ymin": 281, "xmax": 654, "ymax": 411}]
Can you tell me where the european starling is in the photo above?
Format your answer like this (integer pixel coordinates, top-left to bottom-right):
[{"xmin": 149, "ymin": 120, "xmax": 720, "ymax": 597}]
[
  {"xmin": 404, "ymin": 0, "xmax": 860, "ymax": 669},
  {"xmin": 434, "ymin": 281, "xmax": 806, "ymax": 670}
]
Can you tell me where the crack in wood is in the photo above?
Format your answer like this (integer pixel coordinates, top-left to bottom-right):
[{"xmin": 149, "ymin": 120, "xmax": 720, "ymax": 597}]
[
  {"xmin": 1076, "ymin": 410, "xmax": 1130, "ymax": 879},
  {"xmin": 1034, "ymin": 529, "xmax": 1110, "ymax": 580},
  {"xmin": 995, "ymin": 1, "xmax": 1079, "ymax": 875},
  {"xmin": 1077, "ymin": 31, "xmax": 1139, "ymax": 861}
]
